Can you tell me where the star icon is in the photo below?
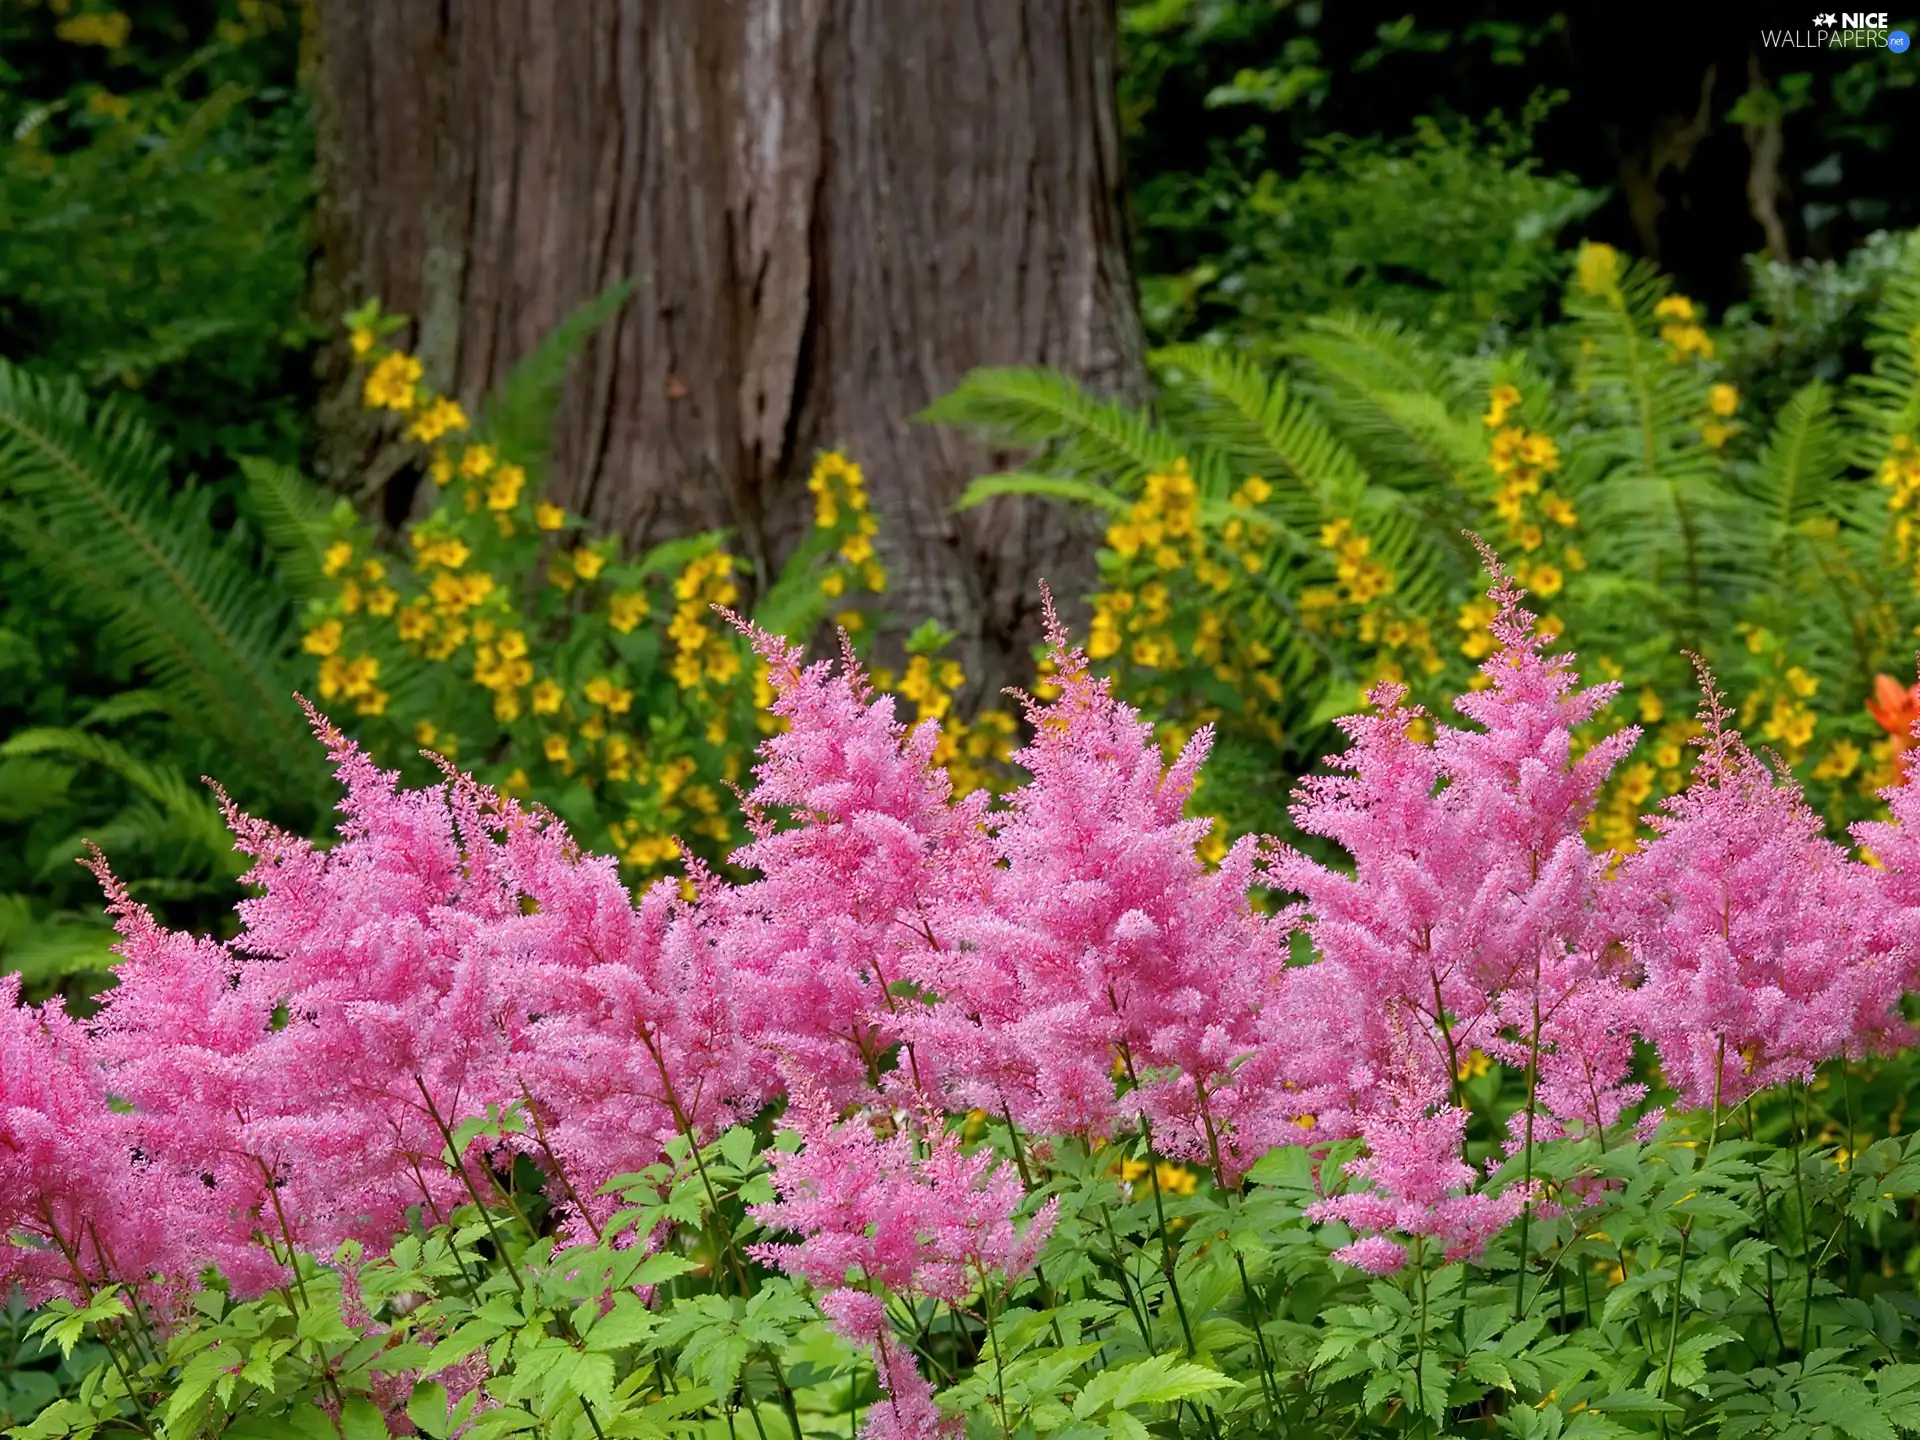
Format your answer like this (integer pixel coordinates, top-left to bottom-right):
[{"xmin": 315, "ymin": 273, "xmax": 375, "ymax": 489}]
[{"xmin": 1814, "ymin": 11, "xmax": 1837, "ymax": 23}]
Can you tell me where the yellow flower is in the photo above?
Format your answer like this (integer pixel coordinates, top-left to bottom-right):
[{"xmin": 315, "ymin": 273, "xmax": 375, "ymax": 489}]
[
  {"xmin": 362, "ymin": 352, "xmax": 423, "ymax": 412},
  {"xmin": 429, "ymin": 450, "xmax": 454, "ymax": 486},
  {"xmin": 1654, "ymin": 295, "xmax": 1696, "ymax": 321},
  {"xmin": 56, "ymin": 11, "xmax": 132, "ymax": 48},
  {"xmin": 609, "ymin": 591, "xmax": 647, "ymax": 633},
  {"xmin": 1575, "ymin": 241, "xmax": 1620, "ymax": 296},
  {"xmin": 1483, "ymin": 383, "xmax": 1523, "ymax": 429},
  {"xmin": 1530, "ymin": 563, "xmax": 1564, "ymax": 597},
  {"xmin": 323, "ymin": 540, "xmax": 354, "ymax": 578},
  {"xmin": 1813, "ymin": 739, "xmax": 1863, "ymax": 782},
  {"xmin": 543, "ymin": 734, "xmax": 570, "ymax": 764},
  {"xmin": 1701, "ymin": 421, "xmax": 1734, "ymax": 450},
  {"xmin": 1786, "ymin": 665, "xmax": 1819, "ymax": 698},
  {"xmin": 395, "ymin": 603, "xmax": 432, "ymax": 642},
  {"xmin": 459, "ymin": 445, "xmax": 496, "ymax": 479},
  {"xmin": 531, "ymin": 678, "xmax": 565, "ymax": 715},
  {"xmin": 302, "ymin": 618, "xmax": 343, "ymax": 656},
  {"xmin": 414, "ymin": 721, "xmax": 438, "ymax": 746},
  {"xmin": 536, "ymin": 502, "xmax": 565, "ymax": 531},
  {"xmin": 363, "ymin": 585, "xmax": 397, "ymax": 617},
  {"xmin": 1710, "ymin": 383, "xmax": 1739, "ymax": 417},
  {"xmin": 821, "ymin": 569, "xmax": 847, "ymax": 598},
  {"xmin": 406, "ymin": 396, "xmax": 468, "ymax": 444},
  {"xmin": 574, "ymin": 548, "xmax": 607, "ymax": 581},
  {"xmin": 487, "ymin": 464, "xmax": 525, "ymax": 511},
  {"xmin": 348, "ymin": 326, "xmax": 376, "ymax": 358},
  {"xmin": 1638, "ymin": 688, "xmax": 1664, "ymax": 724}
]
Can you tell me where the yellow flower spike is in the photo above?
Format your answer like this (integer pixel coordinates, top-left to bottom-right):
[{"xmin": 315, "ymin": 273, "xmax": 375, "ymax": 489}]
[
  {"xmin": 535, "ymin": 502, "xmax": 565, "ymax": 531},
  {"xmin": 302, "ymin": 618, "xmax": 344, "ymax": 656}
]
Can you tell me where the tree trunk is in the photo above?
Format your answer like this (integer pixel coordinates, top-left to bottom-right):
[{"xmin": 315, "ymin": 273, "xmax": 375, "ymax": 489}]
[{"xmin": 311, "ymin": 0, "xmax": 1143, "ymax": 691}]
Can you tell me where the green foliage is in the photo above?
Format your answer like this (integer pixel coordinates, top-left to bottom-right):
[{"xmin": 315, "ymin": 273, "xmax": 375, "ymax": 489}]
[
  {"xmin": 0, "ymin": 2, "xmax": 313, "ymax": 470},
  {"xmin": 27, "ymin": 1075, "xmax": 1920, "ymax": 1438},
  {"xmin": 1136, "ymin": 101, "xmax": 1603, "ymax": 353},
  {"xmin": 934, "ymin": 230, "xmax": 1920, "ymax": 847}
]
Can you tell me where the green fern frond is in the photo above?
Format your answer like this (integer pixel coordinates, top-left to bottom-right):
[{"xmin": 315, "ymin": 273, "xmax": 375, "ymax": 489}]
[
  {"xmin": 1746, "ymin": 381, "xmax": 1847, "ymax": 537},
  {"xmin": 954, "ymin": 473, "xmax": 1132, "ymax": 515},
  {"xmin": 1288, "ymin": 314, "xmax": 1482, "ymax": 498},
  {"xmin": 0, "ymin": 361, "xmax": 318, "ymax": 805},
  {"xmin": 1149, "ymin": 343, "xmax": 1370, "ymax": 522},
  {"xmin": 1843, "ymin": 231, "xmax": 1920, "ymax": 473},
  {"xmin": 76, "ymin": 689, "xmax": 175, "ymax": 728},
  {"xmin": 0, "ymin": 755, "xmax": 76, "ymax": 823},
  {"xmin": 236, "ymin": 454, "xmax": 337, "ymax": 598},
  {"xmin": 480, "ymin": 279, "xmax": 636, "ymax": 483},
  {"xmin": 2, "ymin": 727, "xmax": 237, "ymax": 874},
  {"xmin": 0, "ymin": 895, "xmax": 117, "ymax": 991},
  {"xmin": 924, "ymin": 367, "xmax": 1184, "ymax": 483}
]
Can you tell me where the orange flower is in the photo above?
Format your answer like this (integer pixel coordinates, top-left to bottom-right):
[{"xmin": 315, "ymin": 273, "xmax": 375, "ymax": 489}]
[{"xmin": 1867, "ymin": 672, "xmax": 1920, "ymax": 778}]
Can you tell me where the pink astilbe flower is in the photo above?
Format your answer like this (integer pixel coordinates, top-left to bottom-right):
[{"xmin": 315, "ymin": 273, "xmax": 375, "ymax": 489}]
[
  {"xmin": 908, "ymin": 603, "xmax": 1289, "ymax": 1176},
  {"xmin": 750, "ymin": 1091, "xmax": 1054, "ymax": 1305},
  {"xmin": 718, "ymin": 623, "xmax": 994, "ymax": 1104},
  {"xmin": 512, "ymin": 863, "xmax": 771, "ymax": 1243},
  {"xmin": 1273, "ymin": 564, "xmax": 1636, "ymax": 1144},
  {"xmin": 1306, "ymin": 1061, "xmax": 1527, "ymax": 1275},
  {"xmin": 0, "ymin": 975, "xmax": 179, "ymax": 1302},
  {"xmin": 82, "ymin": 856, "xmax": 288, "ymax": 1294},
  {"xmin": 752, "ymin": 1094, "xmax": 1049, "ymax": 1440},
  {"xmin": 1611, "ymin": 669, "xmax": 1909, "ymax": 1109}
]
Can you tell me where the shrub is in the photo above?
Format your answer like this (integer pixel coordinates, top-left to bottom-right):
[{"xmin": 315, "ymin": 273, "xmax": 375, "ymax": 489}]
[
  {"xmin": 13, "ymin": 568, "xmax": 1920, "ymax": 1437},
  {"xmin": 929, "ymin": 230, "xmax": 1920, "ymax": 849}
]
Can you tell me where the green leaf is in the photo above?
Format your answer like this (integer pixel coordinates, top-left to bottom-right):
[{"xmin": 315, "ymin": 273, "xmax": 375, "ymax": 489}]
[
  {"xmin": 339, "ymin": 1397, "xmax": 392, "ymax": 1440},
  {"xmin": 954, "ymin": 471, "xmax": 1130, "ymax": 515},
  {"xmin": 408, "ymin": 1382, "xmax": 453, "ymax": 1439},
  {"xmin": 1071, "ymin": 1355, "xmax": 1233, "ymax": 1419}
]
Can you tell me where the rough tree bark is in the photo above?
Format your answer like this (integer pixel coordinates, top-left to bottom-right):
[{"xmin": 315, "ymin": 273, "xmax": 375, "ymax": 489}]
[{"xmin": 311, "ymin": 0, "xmax": 1144, "ymax": 690}]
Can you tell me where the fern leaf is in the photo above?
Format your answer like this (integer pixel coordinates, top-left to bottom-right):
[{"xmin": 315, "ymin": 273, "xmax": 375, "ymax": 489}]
[
  {"xmin": 954, "ymin": 472, "xmax": 1131, "ymax": 515},
  {"xmin": 0, "ymin": 896, "xmax": 117, "ymax": 991},
  {"xmin": 480, "ymin": 279, "xmax": 636, "ymax": 482},
  {"xmin": 236, "ymin": 454, "xmax": 336, "ymax": 598},
  {"xmin": 924, "ymin": 367, "xmax": 1184, "ymax": 482},
  {"xmin": 2, "ymin": 727, "xmax": 237, "ymax": 871},
  {"xmin": 0, "ymin": 360, "xmax": 318, "ymax": 805}
]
